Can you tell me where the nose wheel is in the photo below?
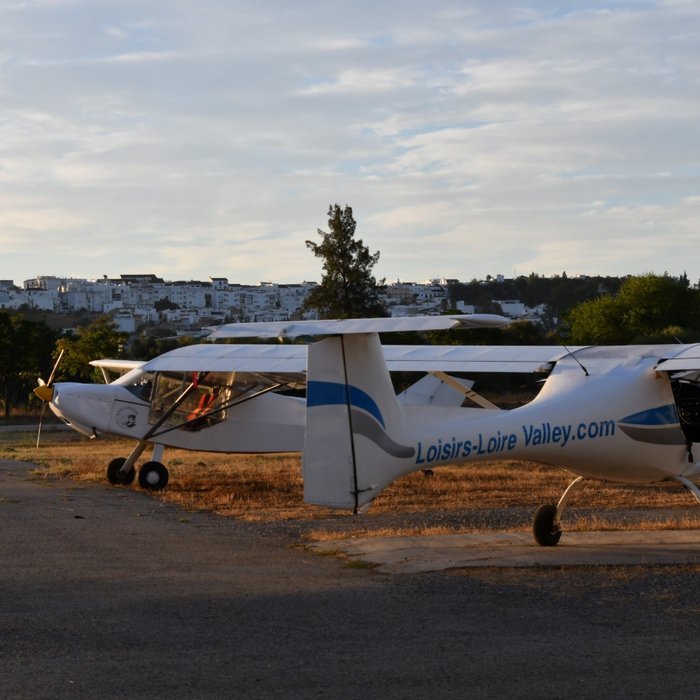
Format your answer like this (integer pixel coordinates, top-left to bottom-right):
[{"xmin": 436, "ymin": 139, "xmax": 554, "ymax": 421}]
[{"xmin": 107, "ymin": 457, "xmax": 136, "ymax": 485}]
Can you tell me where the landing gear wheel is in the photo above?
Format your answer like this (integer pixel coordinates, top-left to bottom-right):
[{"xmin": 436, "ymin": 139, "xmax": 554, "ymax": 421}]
[
  {"xmin": 107, "ymin": 457, "xmax": 136, "ymax": 486},
  {"xmin": 532, "ymin": 503, "xmax": 562, "ymax": 546},
  {"xmin": 138, "ymin": 461, "xmax": 169, "ymax": 491}
]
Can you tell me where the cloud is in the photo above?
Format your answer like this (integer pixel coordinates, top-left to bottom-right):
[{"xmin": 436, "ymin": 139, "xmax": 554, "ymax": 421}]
[{"xmin": 0, "ymin": 1, "xmax": 699, "ymax": 286}]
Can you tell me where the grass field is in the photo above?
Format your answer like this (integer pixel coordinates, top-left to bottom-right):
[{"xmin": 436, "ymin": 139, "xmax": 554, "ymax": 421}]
[{"xmin": 2, "ymin": 430, "xmax": 700, "ymax": 539}]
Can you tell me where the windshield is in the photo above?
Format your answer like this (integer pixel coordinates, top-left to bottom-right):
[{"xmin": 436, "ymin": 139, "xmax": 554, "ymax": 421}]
[{"xmin": 148, "ymin": 370, "xmax": 276, "ymax": 431}]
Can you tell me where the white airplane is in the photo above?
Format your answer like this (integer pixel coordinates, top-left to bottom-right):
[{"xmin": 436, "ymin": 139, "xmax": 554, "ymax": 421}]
[
  {"xmin": 35, "ymin": 314, "xmax": 700, "ymax": 546},
  {"xmin": 33, "ymin": 314, "xmax": 506, "ymax": 492},
  {"xmin": 207, "ymin": 316, "xmax": 700, "ymax": 546}
]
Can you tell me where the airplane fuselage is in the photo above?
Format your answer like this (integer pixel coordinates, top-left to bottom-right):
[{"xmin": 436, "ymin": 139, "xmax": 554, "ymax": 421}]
[
  {"xmin": 301, "ymin": 338, "xmax": 700, "ymax": 513},
  {"xmin": 397, "ymin": 355, "xmax": 695, "ymax": 485},
  {"xmin": 48, "ymin": 381, "xmax": 306, "ymax": 453},
  {"xmin": 45, "ymin": 343, "xmax": 700, "ymax": 493}
]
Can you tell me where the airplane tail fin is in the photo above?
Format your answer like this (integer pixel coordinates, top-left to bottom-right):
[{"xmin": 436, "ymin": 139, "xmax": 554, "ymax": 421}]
[{"xmin": 302, "ymin": 333, "xmax": 417, "ymax": 511}]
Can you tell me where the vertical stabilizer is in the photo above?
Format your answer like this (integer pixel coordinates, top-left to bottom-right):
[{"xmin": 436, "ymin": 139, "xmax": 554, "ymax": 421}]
[{"xmin": 303, "ymin": 333, "xmax": 416, "ymax": 510}]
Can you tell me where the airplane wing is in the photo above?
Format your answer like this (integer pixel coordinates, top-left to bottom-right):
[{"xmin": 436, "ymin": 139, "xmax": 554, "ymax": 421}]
[
  {"xmin": 90, "ymin": 359, "xmax": 147, "ymax": 382},
  {"xmin": 90, "ymin": 359, "xmax": 147, "ymax": 372},
  {"xmin": 139, "ymin": 343, "xmax": 578, "ymax": 375},
  {"xmin": 655, "ymin": 344, "xmax": 700, "ymax": 372},
  {"xmin": 140, "ymin": 344, "xmax": 307, "ymax": 374},
  {"xmin": 382, "ymin": 345, "xmax": 580, "ymax": 373},
  {"xmin": 206, "ymin": 313, "xmax": 509, "ymax": 339}
]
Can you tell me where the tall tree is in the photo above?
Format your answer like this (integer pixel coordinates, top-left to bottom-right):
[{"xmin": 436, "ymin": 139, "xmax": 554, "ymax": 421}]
[{"xmin": 303, "ymin": 204, "xmax": 387, "ymax": 319}]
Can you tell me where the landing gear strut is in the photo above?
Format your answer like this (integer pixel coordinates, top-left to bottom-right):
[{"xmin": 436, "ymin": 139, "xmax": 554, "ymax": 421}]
[
  {"xmin": 532, "ymin": 476, "xmax": 585, "ymax": 546},
  {"xmin": 674, "ymin": 475, "xmax": 700, "ymax": 505},
  {"xmin": 105, "ymin": 442, "xmax": 169, "ymax": 490}
]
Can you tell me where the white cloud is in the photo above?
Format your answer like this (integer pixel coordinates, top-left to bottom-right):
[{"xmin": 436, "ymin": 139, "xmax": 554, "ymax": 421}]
[{"xmin": 0, "ymin": 0, "xmax": 699, "ymax": 286}]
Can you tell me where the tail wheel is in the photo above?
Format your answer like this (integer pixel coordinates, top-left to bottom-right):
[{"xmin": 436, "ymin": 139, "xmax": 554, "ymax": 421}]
[
  {"xmin": 107, "ymin": 458, "xmax": 136, "ymax": 486},
  {"xmin": 532, "ymin": 503, "xmax": 562, "ymax": 546},
  {"xmin": 138, "ymin": 461, "xmax": 169, "ymax": 491}
]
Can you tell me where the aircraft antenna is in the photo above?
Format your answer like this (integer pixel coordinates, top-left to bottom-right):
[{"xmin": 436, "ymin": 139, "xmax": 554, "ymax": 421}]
[{"xmin": 563, "ymin": 345, "xmax": 588, "ymax": 376}]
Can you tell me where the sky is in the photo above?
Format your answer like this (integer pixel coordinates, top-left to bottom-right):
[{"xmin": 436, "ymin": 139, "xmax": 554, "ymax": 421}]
[{"xmin": 1, "ymin": 0, "xmax": 699, "ymax": 287}]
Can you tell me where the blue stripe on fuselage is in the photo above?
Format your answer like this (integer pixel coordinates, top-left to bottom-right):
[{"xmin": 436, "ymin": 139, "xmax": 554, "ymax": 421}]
[
  {"xmin": 619, "ymin": 404, "xmax": 679, "ymax": 427},
  {"xmin": 307, "ymin": 380, "xmax": 385, "ymax": 428}
]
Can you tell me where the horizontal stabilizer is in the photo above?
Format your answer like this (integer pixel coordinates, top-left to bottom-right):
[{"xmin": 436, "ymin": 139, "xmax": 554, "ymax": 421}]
[{"xmin": 207, "ymin": 314, "xmax": 508, "ymax": 339}]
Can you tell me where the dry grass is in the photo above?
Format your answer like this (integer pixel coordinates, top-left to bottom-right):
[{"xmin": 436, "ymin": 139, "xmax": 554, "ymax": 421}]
[{"xmin": 2, "ymin": 430, "xmax": 700, "ymax": 537}]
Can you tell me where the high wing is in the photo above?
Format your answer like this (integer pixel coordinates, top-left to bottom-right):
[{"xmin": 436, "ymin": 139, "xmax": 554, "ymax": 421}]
[
  {"xmin": 135, "ymin": 342, "xmax": 582, "ymax": 375},
  {"xmin": 382, "ymin": 345, "xmax": 583, "ymax": 373},
  {"xmin": 206, "ymin": 313, "xmax": 508, "ymax": 339},
  {"xmin": 90, "ymin": 359, "xmax": 147, "ymax": 383},
  {"xmin": 123, "ymin": 340, "xmax": 700, "ymax": 377},
  {"xmin": 91, "ymin": 359, "xmax": 146, "ymax": 372},
  {"xmin": 139, "ymin": 344, "xmax": 307, "ymax": 374},
  {"xmin": 656, "ymin": 344, "xmax": 700, "ymax": 375}
]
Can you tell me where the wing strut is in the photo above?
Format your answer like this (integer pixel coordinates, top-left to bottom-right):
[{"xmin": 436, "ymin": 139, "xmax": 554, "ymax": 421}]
[
  {"xmin": 430, "ymin": 371, "xmax": 500, "ymax": 410},
  {"xmin": 674, "ymin": 476, "xmax": 700, "ymax": 505}
]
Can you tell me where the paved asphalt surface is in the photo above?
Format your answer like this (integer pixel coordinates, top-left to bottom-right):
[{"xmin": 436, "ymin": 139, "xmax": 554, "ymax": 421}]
[{"xmin": 2, "ymin": 458, "xmax": 699, "ymax": 700}]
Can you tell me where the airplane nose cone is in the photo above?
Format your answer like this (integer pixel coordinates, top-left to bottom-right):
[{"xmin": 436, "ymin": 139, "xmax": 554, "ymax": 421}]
[{"xmin": 34, "ymin": 385, "xmax": 54, "ymax": 402}]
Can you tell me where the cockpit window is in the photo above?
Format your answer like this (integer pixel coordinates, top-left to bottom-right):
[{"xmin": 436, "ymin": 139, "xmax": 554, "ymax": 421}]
[
  {"xmin": 124, "ymin": 372, "xmax": 155, "ymax": 402},
  {"xmin": 147, "ymin": 371, "xmax": 281, "ymax": 431},
  {"xmin": 148, "ymin": 372, "xmax": 228, "ymax": 430},
  {"xmin": 130, "ymin": 369, "xmax": 298, "ymax": 433}
]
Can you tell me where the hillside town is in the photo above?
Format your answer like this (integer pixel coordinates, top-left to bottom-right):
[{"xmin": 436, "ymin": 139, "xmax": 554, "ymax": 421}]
[{"xmin": 0, "ymin": 274, "xmax": 549, "ymax": 333}]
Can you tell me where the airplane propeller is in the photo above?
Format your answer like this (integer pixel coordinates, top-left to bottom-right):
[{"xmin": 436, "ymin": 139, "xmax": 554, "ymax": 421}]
[{"xmin": 34, "ymin": 349, "xmax": 65, "ymax": 448}]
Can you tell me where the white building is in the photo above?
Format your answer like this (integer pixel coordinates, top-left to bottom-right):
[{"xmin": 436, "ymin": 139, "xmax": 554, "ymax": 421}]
[{"xmin": 11, "ymin": 273, "xmax": 553, "ymax": 330}]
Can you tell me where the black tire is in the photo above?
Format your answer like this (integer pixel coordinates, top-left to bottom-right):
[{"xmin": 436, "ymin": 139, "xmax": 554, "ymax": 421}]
[
  {"xmin": 107, "ymin": 457, "xmax": 136, "ymax": 486},
  {"xmin": 532, "ymin": 503, "xmax": 562, "ymax": 546},
  {"xmin": 138, "ymin": 461, "xmax": 169, "ymax": 491}
]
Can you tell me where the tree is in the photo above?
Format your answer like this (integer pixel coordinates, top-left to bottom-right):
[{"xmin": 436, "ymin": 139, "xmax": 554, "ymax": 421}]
[
  {"xmin": 154, "ymin": 298, "xmax": 179, "ymax": 312},
  {"xmin": 566, "ymin": 274, "xmax": 700, "ymax": 344},
  {"xmin": 0, "ymin": 311, "xmax": 59, "ymax": 417},
  {"xmin": 565, "ymin": 293, "xmax": 625, "ymax": 344},
  {"xmin": 303, "ymin": 204, "xmax": 387, "ymax": 319},
  {"xmin": 57, "ymin": 316, "xmax": 129, "ymax": 383},
  {"xmin": 128, "ymin": 333, "xmax": 201, "ymax": 362}
]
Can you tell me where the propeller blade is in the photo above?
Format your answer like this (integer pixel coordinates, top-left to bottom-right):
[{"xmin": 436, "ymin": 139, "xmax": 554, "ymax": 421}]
[
  {"xmin": 47, "ymin": 349, "xmax": 65, "ymax": 386},
  {"xmin": 35, "ymin": 348, "xmax": 64, "ymax": 449}
]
